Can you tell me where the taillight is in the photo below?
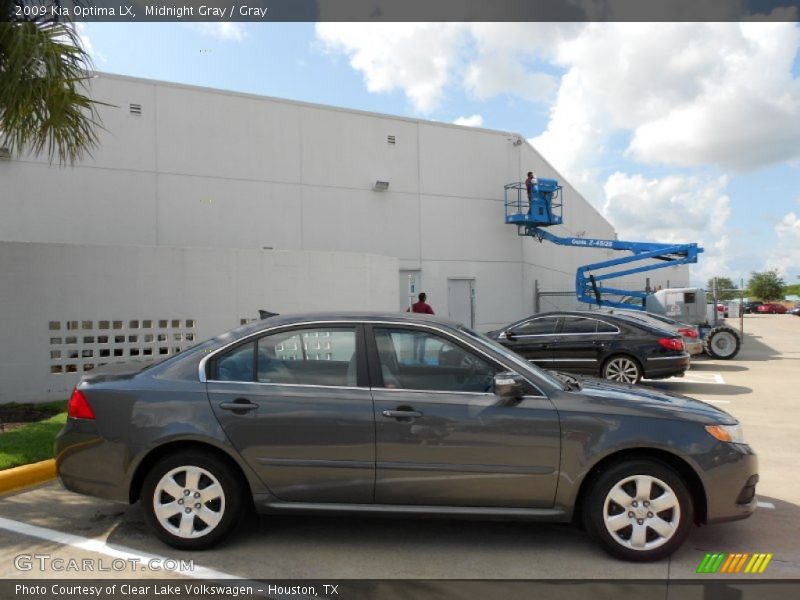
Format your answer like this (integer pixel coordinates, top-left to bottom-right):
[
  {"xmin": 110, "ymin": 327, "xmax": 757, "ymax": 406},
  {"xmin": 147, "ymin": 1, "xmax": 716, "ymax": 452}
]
[
  {"xmin": 68, "ymin": 388, "xmax": 95, "ymax": 420},
  {"xmin": 678, "ymin": 327, "xmax": 698, "ymax": 339},
  {"xmin": 658, "ymin": 338, "xmax": 684, "ymax": 352}
]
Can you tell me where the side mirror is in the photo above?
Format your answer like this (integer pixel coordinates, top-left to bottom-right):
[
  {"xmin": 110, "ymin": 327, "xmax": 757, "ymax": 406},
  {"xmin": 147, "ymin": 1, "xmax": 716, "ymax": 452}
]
[
  {"xmin": 494, "ymin": 371, "xmax": 525, "ymax": 398},
  {"xmin": 504, "ymin": 330, "xmax": 516, "ymax": 341}
]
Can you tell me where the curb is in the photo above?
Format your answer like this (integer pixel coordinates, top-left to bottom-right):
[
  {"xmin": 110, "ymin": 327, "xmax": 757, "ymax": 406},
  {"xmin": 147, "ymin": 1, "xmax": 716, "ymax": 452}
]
[{"xmin": 0, "ymin": 459, "xmax": 56, "ymax": 495}]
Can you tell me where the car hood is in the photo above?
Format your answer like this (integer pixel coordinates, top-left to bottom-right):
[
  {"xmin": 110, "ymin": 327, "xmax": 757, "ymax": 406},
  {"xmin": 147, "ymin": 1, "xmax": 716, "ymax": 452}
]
[{"xmin": 556, "ymin": 372, "xmax": 737, "ymax": 424}]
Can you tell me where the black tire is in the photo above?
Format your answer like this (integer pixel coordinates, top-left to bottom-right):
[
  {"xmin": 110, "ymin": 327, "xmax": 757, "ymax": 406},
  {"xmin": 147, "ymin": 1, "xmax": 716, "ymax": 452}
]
[
  {"xmin": 583, "ymin": 460, "xmax": 694, "ymax": 561},
  {"xmin": 141, "ymin": 450, "xmax": 244, "ymax": 550},
  {"xmin": 704, "ymin": 326, "xmax": 740, "ymax": 360},
  {"xmin": 601, "ymin": 355, "xmax": 643, "ymax": 384}
]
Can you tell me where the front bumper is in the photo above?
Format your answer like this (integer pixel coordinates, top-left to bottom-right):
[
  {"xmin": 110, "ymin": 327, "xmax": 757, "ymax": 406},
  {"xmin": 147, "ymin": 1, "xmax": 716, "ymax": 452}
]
[{"xmin": 703, "ymin": 443, "xmax": 759, "ymax": 524}]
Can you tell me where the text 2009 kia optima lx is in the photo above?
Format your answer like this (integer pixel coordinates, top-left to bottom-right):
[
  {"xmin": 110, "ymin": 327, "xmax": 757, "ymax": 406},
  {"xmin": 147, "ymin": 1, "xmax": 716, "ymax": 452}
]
[{"xmin": 55, "ymin": 312, "xmax": 758, "ymax": 561}]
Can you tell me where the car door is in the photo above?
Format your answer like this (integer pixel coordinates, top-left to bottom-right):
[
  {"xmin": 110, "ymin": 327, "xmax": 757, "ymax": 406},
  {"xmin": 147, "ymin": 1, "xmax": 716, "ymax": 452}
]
[
  {"xmin": 206, "ymin": 324, "xmax": 376, "ymax": 503},
  {"xmin": 548, "ymin": 316, "xmax": 601, "ymax": 374},
  {"xmin": 367, "ymin": 324, "xmax": 561, "ymax": 508},
  {"xmin": 499, "ymin": 316, "xmax": 561, "ymax": 367}
]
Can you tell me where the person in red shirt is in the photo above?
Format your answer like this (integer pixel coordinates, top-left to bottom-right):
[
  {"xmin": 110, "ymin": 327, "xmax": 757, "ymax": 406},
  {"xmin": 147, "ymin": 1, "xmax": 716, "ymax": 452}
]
[{"xmin": 408, "ymin": 292, "xmax": 434, "ymax": 314}]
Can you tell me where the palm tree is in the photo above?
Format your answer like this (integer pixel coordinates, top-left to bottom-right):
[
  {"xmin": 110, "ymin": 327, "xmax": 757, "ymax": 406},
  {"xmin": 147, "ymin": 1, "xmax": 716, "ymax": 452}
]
[{"xmin": 0, "ymin": 1, "xmax": 103, "ymax": 165}]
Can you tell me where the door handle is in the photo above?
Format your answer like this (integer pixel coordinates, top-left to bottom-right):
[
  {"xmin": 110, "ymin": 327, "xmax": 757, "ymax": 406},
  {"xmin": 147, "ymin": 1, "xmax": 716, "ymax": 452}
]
[
  {"xmin": 219, "ymin": 398, "xmax": 259, "ymax": 412},
  {"xmin": 382, "ymin": 409, "xmax": 423, "ymax": 419}
]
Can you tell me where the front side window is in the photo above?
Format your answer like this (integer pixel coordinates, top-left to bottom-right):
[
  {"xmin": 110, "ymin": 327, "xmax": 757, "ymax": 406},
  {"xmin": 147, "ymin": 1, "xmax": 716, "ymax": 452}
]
[
  {"xmin": 513, "ymin": 317, "xmax": 559, "ymax": 335},
  {"xmin": 374, "ymin": 327, "xmax": 498, "ymax": 393}
]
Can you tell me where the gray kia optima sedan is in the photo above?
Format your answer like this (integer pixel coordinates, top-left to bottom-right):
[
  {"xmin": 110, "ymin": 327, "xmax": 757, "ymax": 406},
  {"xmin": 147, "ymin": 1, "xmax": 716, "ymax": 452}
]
[{"xmin": 55, "ymin": 312, "xmax": 758, "ymax": 561}]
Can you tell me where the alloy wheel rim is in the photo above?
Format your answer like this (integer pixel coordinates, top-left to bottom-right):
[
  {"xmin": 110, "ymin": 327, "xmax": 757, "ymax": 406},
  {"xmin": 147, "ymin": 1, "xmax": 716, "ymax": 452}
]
[
  {"xmin": 603, "ymin": 474, "xmax": 681, "ymax": 551},
  {"xmin": 605, "ymin": 358, "xmax": 639, "ymax": 383},
  {"xmin": 153, "ymin": 466, "xmax": 225, "ymax": 539}
]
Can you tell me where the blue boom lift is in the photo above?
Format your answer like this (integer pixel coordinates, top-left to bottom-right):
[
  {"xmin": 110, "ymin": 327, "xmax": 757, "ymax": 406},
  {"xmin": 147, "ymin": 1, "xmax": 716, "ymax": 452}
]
[
  {"xmin": 504, "ymin": 179, "xmax": 703, "ymax": 310},
  {"xmin": 504, "ymin": 179, "xmax": 741, "ymax": 359}
]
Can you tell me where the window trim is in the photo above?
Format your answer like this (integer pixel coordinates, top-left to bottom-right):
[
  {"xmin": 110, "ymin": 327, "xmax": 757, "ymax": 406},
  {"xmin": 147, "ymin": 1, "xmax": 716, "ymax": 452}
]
[
  {"xmin": 207, "ymin": 323, "xmax": 362, "ymax": 388},
  {"xmin": 503, "ymin": 316, "xmax": 561, "ymax": 338},
  {"xmin": 505, "ymin": 315, "xmax": 620, "ymax": 338},
  {"xmin": 199, "ymin": 319, "xmax": 549, "ymax": 397}
]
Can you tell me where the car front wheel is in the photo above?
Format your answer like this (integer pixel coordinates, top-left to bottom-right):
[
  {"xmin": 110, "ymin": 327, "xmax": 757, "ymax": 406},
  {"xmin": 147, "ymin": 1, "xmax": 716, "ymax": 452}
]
[
  {"xmin": 584, "ymin": 460, "xmax": 694, "ymax": 561},
  {"xmin": 141, "ymin": 451, "xmax": 244, "ymax": 550}
]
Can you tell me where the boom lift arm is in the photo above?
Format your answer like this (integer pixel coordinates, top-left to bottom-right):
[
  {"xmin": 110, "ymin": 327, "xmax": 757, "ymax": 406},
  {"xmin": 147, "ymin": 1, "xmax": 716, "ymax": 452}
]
[{"xmin": 504, "ymin": 180, "xmax": 703, "ymax": 309}]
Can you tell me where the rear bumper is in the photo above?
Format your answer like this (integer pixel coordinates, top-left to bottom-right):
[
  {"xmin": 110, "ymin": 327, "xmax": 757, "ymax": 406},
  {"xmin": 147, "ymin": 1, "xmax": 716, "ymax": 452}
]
[
  {"xmin": 54, "ymin": 419, "xmax": 130, "ymax": 503},
  {"xmin": 643, "ymin": 353, "xmax": 690, "ymax": 379},
  {"xmin": 685, "ymin": 340, "xmax": 704, "ymax": 356}
]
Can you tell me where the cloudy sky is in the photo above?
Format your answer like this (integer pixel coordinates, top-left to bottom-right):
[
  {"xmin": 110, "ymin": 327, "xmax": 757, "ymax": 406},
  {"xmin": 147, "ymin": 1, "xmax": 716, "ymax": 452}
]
[{"xmin": 80, "ymin": 21, "xmax": 800, "ymax": 286}]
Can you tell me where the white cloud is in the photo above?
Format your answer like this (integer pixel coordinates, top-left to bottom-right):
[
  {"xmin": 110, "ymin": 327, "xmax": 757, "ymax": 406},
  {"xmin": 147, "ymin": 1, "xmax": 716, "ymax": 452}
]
[
  {"xmin": 72, "ymin": 23, "xmax": 107, "ymax": 64},
  {"xmin": 189, "ymin": 23, "xmax": 248, "ymax": 42},
  {"xmin": 315, "ymin": 23, "xmax": 564, "ymax": 113},
  {"xmin": 767, "ymin": 212, "xmax": 800, "ymax": 275},
  {"xmin": 532, "ymin": 23, "xmax": 800, "ymax": 198},
  {"xmin": 462, "ymin": 23, "xmax": 566, "ymax": 103},
  {"xmin": 315, "ymin": 23, "xmax": 468, "ymax": 113},
  {"xmin": 603, "ymin": 172, "xmax": 732, "ymax": 282},
  {"xmin": 316, "ymin": 23, "xmax": 800, "ymax": 175},
  {"xmin": 453, "ymin": 114, "xmax": 483, "ymax": 127}
]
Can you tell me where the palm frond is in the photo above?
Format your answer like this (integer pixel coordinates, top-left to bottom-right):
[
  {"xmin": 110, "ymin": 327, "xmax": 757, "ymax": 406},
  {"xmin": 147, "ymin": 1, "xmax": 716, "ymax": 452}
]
[{"xmin": 0, "ymin": 1, "xmax": 105, "ymax": 166}]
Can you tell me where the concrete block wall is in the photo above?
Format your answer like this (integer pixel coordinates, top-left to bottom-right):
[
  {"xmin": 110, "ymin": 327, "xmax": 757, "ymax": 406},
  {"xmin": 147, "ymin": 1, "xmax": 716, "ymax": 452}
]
[{"xmin": 0, "ymin": 242, "xmax": 397, "ymax": 402}]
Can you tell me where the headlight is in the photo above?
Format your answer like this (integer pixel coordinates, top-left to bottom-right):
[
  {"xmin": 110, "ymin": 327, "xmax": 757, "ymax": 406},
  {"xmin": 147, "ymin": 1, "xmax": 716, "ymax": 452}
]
[{"xmin": 705, "ymin": 424, "xmax": 745, "ymax": 444}]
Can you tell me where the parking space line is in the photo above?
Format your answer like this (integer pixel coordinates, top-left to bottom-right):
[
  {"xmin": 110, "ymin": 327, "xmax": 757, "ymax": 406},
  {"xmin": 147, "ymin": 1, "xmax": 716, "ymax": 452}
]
[
  {"xmin": 0, "ymin": 516, "xmax": 240, "ymax": 580},
  {"xmin": 682, "ymin": 373, "xmax": 726, "ymax": 384},
  {"xmin": 757, "ymin": 501, "xmax": 776, "ymax": 509}
]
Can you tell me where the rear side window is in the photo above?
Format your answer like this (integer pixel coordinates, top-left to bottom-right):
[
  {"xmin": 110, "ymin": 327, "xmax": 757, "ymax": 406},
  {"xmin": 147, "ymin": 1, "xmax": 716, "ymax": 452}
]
[
  {"xmin": 596, "ymin": 320, "xmax": 620, "ymax": 333},
  {"xmin": 215, "ymin": 342, "xmax": 255, "ymax": 382},
  {"xmin": 560, "ymin": 317, "xmax": 597, "ymax": 334},
  {"xmin": 257, "ymin": 327, "xmax": 357, "ymax": 387},
  {"xmin": 514, "ymin": 317, "xmax": 559, "ymax": 335}
]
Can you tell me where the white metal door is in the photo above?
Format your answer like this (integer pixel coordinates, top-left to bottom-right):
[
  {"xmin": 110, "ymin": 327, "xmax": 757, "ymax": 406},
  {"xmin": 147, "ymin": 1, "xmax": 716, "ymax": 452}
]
[
  {"xmin": 447, "ymin": 279, "xmax": 475, "ymax": 327},
  {"xmin": 399, "ymin": 270, "xmax": 420, "ymax": 311}
]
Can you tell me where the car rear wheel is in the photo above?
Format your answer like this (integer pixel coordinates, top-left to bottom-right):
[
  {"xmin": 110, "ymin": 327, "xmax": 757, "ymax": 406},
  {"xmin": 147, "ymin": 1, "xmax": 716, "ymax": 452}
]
[
  {"xmin": 602, "ymin": 355, "xmax": 642, "ymax": 384},
  {"xmin": 141, "ymin": 451, "xmax": 243, "ymax": 550},
  {"xmin": 584, "ymin": 460, "xmax": 694, "ymax": 561}
]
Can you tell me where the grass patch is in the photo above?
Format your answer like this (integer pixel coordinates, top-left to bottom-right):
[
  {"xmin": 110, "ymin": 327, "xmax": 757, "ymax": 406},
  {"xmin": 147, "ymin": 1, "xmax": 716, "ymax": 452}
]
[
  {"xmin": 0, "ymin": 411, "xmax": 67, "ymax": 470},
  {"xmin": 2, "ymin": 400, "xmax": 69, "ymax": 413}
]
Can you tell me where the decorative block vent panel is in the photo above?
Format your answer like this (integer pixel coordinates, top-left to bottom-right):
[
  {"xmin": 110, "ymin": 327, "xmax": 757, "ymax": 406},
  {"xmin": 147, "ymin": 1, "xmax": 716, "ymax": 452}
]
[{"xmin": 48, "ymin": 319, "xmax": 197, "ymax": 374}]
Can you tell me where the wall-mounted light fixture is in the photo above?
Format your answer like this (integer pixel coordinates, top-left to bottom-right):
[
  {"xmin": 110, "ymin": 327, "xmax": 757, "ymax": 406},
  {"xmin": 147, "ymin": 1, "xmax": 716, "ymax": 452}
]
[{"xmin": 373, "ymin": 180, "xmax": 390, "ymax": 191}]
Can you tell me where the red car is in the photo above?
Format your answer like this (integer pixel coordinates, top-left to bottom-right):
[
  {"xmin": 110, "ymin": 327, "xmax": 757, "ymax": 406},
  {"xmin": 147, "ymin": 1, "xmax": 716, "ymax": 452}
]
[{"xmin": 756, "ymin": 303, "xmax": 787, "ymax": 314}]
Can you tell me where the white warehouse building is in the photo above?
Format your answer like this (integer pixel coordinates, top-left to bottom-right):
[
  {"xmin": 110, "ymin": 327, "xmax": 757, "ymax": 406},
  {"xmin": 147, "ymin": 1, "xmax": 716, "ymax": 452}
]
[{"xmin": 0, "ymin": 73, "xmax": 688, "ymax": 402}]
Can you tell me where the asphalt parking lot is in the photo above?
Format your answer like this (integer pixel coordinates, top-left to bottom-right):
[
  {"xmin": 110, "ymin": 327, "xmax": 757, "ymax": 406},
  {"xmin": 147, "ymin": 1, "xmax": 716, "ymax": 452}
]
[{"xmin": 1, "ymin": 315, "xmax": 798, "ymax": 582}]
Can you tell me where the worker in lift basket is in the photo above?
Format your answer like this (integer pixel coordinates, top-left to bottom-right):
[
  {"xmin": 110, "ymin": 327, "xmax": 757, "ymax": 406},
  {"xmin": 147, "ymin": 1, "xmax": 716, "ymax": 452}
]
[{"xmin": 525, "ymin": 171, "xmax": 537, "ymax": 213}]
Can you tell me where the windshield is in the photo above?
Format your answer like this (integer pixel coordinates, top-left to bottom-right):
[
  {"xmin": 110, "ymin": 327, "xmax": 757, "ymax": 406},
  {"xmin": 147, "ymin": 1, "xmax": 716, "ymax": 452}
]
[{"xmin": 460, "ymin": 326, "xmax": 565, "ymax": 390}]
